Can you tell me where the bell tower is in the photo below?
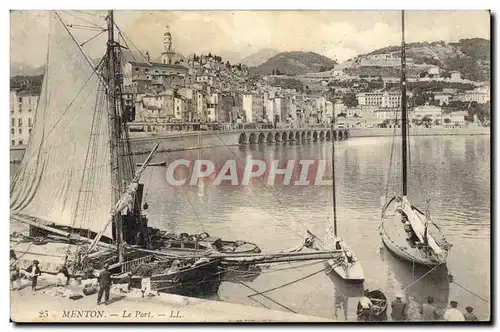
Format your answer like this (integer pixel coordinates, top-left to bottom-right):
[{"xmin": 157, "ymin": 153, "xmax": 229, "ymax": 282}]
[{"xmin": 161, "ymin": 25, "xmax": 175, "ymax": 65}]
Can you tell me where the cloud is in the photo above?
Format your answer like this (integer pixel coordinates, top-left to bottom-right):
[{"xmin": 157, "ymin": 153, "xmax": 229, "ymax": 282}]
[{"xmin": 10, "ymin": 10, "xmax": 490, "ymax": 68}]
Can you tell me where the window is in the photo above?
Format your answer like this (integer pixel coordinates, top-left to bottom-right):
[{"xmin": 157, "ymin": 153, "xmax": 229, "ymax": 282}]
[
  {"xmin": 135, "ymin": 67, "xmax": 139, "ymax": 72},
  {"xmin": 11, "ymin": 118, "xmax": 15, "ymax": 127},
  {"xmin": 18, "ymin": 119, "xmax": 22, "ymax": 126},
  {"xmin": 11, "ymin": 128, "xmax": 14, "ymax": 135},
  {"xmin": 19, "ymin": 128, "xmax": 22, "ymax": 134},
  {"xmin": 18, "ymin": 97, "xmax": 22, "ymax": 103},
  {"xmin": 145, "ymin": 69, "xmax": 149, "ymax": 73},
  {"xmin": 18, "ymin": 140, "xmax": 23, "ymax": 145},
  {"xmin": 28, "ymin": 108, "xmax": 32, "ymax": 112},
  {"xmin": 28, "ymin": 118, "xmax": 33, "ymax": 127},
  {"xmin": 29, "ymin": 128, "xmax": 32, "ymax": 135},
  {"xmin": 11, "ymin": 140, "xmax": 15, "ymax": 146}
]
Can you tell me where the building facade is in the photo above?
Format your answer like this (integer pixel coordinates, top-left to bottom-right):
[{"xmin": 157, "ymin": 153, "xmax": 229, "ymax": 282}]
[{"xmin": 10, "ymin": 90, "xmax": 38, "ymax": 146}]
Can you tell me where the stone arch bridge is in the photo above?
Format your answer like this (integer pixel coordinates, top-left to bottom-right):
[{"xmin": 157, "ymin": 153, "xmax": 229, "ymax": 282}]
[{"xmin": 237, "ymin": 128, "xmax": 349, "ymax": 145}]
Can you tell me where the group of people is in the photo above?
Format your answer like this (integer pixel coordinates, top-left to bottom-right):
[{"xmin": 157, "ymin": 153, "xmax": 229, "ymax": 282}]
[
  {"xmin": 10, "ymin": 250, "xmax": 42, "ymax": 291},
  {"xmin": 10, "ymin": 249, "xmax": 74, "ymax": 291},
  {"xmin": 390, "ymin": 294, "xmax": 479, "ymax": 322}
]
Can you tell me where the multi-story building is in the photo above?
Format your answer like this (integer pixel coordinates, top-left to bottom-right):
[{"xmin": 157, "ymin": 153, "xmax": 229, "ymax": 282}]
[
  {"xmin": 433, "ymin": 92, "xmax": 451, "ymax": 106},
  {"xmin": 456, "ymin": 88, "xmax": 490, "ymax": 104},
  {"xmin": 207, "ymin": 93, "xmax": 219, "ymax": 123},
  {"xmin": 122, "ymin": 26, "xmax": 188, "ymax": 93},
  {"xmin": 10, "ymin": 90, "xmax": 38, "ymax": 146},
  {"xmin": 412, "ymin": 105, "xmax": 443, "ymax": 122},
  {"xmin": 242, "ymin": 93, "xmax": 264, "ymax": 123},
  {"xmin": 357, "ymin": 91, "xmax": 406, "ymax": 108}
]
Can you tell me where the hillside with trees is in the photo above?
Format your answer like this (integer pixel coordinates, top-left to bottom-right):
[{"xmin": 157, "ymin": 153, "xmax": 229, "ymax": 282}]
[{"xmin": 250, "ymin": 51, "xmax": 337, "ymax": 76}]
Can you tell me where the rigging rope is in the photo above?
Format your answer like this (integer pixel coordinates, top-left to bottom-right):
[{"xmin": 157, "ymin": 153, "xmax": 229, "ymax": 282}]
[
  {"xmin": 247, "ymin": 265, "xmax": 327, "ymax": 298},
  {"xmin": 236, "ymin": 280, "xmax": 297, "ymax": 314},
  {"xmin": 60, "ymin": 10, "xmax": 105, "ymax": 30}
]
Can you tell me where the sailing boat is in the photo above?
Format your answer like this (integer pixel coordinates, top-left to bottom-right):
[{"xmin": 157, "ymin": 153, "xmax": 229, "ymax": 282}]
[
  {"xmin": 323, "ymin": 123, "xmax": 364, "ymax": 283},
  {"xmin": 380, "ymin": 11, "xmax": 451, "ymax": 267},
  {"xmin": 9, "ymin": 10, "xmax": 223, "ymax": 297}
]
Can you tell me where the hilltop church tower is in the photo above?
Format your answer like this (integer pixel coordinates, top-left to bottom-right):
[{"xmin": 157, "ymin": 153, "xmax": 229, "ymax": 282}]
[{"xmin": 161, "ymin": 25, "xmax": 176, "ymax": 65}]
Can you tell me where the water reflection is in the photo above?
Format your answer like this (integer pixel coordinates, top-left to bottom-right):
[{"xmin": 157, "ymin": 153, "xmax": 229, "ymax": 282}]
[
  {"xmin": 328, "ymin": 267, "xmax": 364, "ymax": 321},
  {"xmin": 382, "ymin": 247, "xmax": 451, "ymax": 309}
]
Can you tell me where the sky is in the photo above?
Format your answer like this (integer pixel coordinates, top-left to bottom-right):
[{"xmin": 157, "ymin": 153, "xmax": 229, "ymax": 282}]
[{"xmin": 10, "ymin": 10, "xmax": 490, "ymax": 68}]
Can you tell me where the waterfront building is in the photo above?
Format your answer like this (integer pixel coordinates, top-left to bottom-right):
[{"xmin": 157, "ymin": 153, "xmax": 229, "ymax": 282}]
[
  {"xmin": 357, "ymin": 90, "xmax": 410, "ymax": 108},
  {"xmin": 10, "ymin": 90, "xmax": 38, "ymax": 147},
  {"xmin": 411, "ymin": 105, "xmax": 443, "ymax": 124},
  {"xmin": 207, "ymin": 93, "xmax": 219, "ymax": 123},
  {"xmin": 242, "ymin": 93, "xmax": 264, "ymax": 123},
  {"xmin": 442, "ymin": 111, "xmax": 468, "ymax": 127}
]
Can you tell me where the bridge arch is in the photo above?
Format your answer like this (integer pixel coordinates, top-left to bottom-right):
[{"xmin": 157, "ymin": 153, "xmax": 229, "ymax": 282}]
[
  {"xmin": 319, "ymin": 131, "xmax": 325, "ymax": 141},
  {"xmin": 307, "ymin": 131, "xmax": 312, "ymax": 140},
  {"xmin": 267, "ymin": 132, "xmax": 274, "ymax": 143},
  {"xmin": 288, "ymin": 131, "xmax": 294, "ymax": 140},
  {"xmin": 301, "ymin": 132, "xmax": 306, "ymax": 141},
  {"xmin": 258, "ymin": 132, "xmax": 266, "ymax": 143},
  {"xmin": 332, "ymin": 130, "xmax": 338, "ymax": 140},
  {"xmin": 275, "ymin": 132, "xmax": 281, "ymax": 142},
  {"xmin": 295, "ymin": 131, "xmax": 300, "ymax": 140},
  {"xmin": 338, "ymin": 130, "xmax": 344, "ymax": 140},
  {"xmin": 343, "ymin": 130, "xmax": 349, "ymax": 139},
  {"xmin": 249, "ymin": 132, "xmax": 257, "ymax": 144},
  {"xmin": 326, "ymin": 130, "xmax": 331, "ymax": 141},
  {"xmin": 238, "ymin": 133, "xmax": 248, "ymax": 144},
  {"xmin": 282, "ymin": 132, "xmax": 288, "ymax": 141},
  {"xmin": 312, "ymin": 131, "xmax": 318, "ymax": 140}
]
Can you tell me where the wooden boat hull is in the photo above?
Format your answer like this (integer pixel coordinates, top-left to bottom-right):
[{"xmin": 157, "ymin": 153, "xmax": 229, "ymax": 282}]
[
  {"xmin": 126, "ymin": 260, "xmax": 223, "ymax": 297},
  {"xmin": 381, "ymin": 214, "xmax": 448, "ymax": 267},
  {"xmin": 327, "ymin": 259, "xmax": 365, "ymax": 284}
]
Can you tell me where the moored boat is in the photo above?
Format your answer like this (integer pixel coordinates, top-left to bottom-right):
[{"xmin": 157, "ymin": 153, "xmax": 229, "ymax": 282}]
[
  {"xmin": 379, "ymin": 10, "xmax": 451, "ymax": 267},
  {"xmin": 357, "ymin": 289, "xmax": 388, "ymax": 321}
]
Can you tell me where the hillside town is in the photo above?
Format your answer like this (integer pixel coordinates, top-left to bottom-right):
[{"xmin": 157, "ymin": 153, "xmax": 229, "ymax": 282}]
[{"xmin": 10, "ymin": 26, "xmax": 490, "ymax": 147}]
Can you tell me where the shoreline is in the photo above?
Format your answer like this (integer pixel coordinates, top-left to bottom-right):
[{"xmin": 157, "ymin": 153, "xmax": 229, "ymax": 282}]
[
  {"xmin": 10, "ymin": 274, "xmax": 333, "ymax": 323},
  {"xmin": 9, "ymin": 127, "xmax": 490, "ymax": 160}
]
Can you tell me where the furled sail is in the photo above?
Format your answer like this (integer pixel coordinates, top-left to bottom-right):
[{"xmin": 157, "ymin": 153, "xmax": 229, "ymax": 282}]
[
  {"xmin": 10, "ymin": 12, "xmax": 113, "ymax": 238},
  {"xmin": 398, "ymin": 197, "xmax": 445, "ymax": 258}
]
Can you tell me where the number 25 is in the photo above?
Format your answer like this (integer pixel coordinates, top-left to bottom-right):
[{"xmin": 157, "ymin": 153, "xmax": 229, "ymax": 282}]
[{"xmin": 39, "ymin": 310, "xmax": 48, "ymax": 318}]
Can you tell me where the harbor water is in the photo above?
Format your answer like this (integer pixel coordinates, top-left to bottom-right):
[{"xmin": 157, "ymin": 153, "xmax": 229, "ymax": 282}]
[{"xmin": 10, "ymin": 135, "xmax": 491, "ymax": 320}]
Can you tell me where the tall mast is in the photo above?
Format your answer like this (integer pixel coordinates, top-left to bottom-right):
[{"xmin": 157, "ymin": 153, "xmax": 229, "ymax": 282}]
[
  {"xmin": 106, "ymin": 10, "xmax": 124, "ymax": 262},
  {"xmin": 331, "ymin": 121, "xmax": 338, "ymax": 237},
  {"xmin": 400, "ymin": 10, "xmax": 408, "ymax": 196}
]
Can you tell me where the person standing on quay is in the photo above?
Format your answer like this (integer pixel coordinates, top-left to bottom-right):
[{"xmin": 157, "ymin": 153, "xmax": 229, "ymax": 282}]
[
  {"xmin": 464, "ymin": 306, "xmax": 479, "ymax": 321},
  {"xmin": 443, "ymin": 301, "xmax": 465, "ymax": 321},
  {"xmin": 421, "ymin": 296, "xmax": 441, "ymax": 321},
  {"xmin": 25, "ymin": 260, "xmax": 42, "ymax": 291},
  {"xmin": 97, "ymin": 264, "xmax": 111, "ymax": 305},
  {"xmin": 390, "ymin": 292, "xmax": 408, "ymax": 321}
]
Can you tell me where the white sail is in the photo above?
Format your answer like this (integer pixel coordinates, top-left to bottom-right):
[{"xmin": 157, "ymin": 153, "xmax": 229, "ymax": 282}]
[{"xmin": 10, "ymin": 12, "xmax": 113, "ymax": 238}]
